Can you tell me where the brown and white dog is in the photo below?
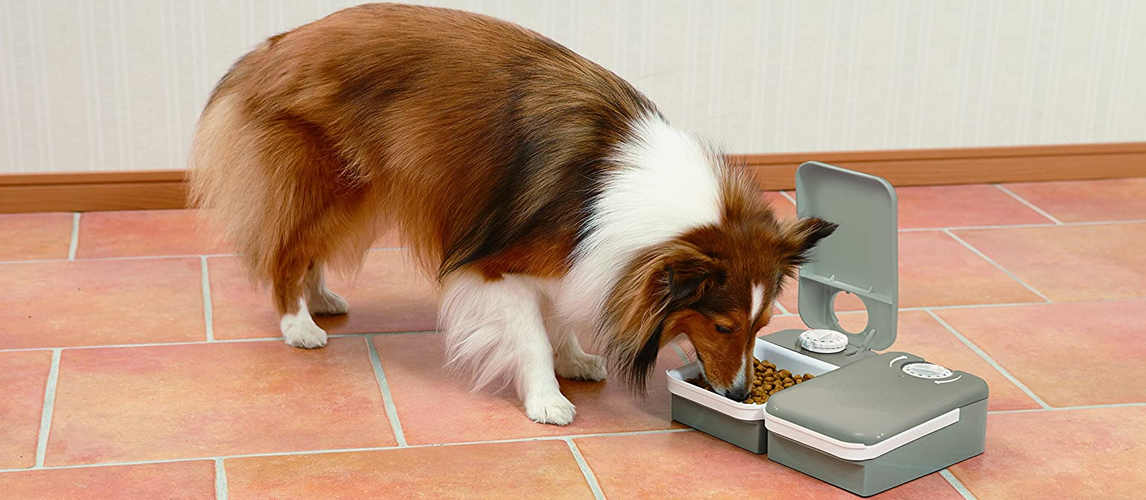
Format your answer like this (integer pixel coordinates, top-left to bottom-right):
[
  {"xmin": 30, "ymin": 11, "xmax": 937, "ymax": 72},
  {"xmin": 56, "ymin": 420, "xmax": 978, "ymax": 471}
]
[{"xmin": 190, "ymin": 3, "xmax": 836, "ymax": 425}]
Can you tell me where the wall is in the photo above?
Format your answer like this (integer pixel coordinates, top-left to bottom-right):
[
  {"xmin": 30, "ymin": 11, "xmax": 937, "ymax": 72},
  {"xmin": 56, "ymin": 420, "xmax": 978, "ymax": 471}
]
[{"xmin": 1, "ymin": 0, "xmax": 1143, "ymax": 174}]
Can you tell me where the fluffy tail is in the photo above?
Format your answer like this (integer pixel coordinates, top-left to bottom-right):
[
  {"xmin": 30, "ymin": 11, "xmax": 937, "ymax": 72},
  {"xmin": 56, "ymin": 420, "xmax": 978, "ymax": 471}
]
[{"xmin": 188, "ymin": 62, "xmax": 383, "ymax": 303}]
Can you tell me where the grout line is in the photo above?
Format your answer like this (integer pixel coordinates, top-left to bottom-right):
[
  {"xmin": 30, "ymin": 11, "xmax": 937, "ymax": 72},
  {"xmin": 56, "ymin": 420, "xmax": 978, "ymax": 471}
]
[
  {"xmin": 201, "ymin": 257, "xmax": 214, "ymax": 342},
  {"xmin": 0, "ymin": 253, "xmax": 239, "ymax": 265},
  {"xmin": 10, "ymin": 215, "xmax": 1146, "ymax": 267},
  {"xmin": 989, "ymin": 402, "xmax": 1146, "ymax": 415},
  {"xmin": 564, "ymin": 438, "xmax": 607, "ymax": 500},
  {"xmin": 941, "ymin": 469, "xmax": 978, "ymax": 500},
  {"xmin": 67, "ymin": 213, "xmax": 80, "ymax": 260},
  {"xmin": 0, "ymin": 331, "xmax": 440, "ymax": 354},
  {"xmin": 899, "ymin": 218, "xmax": 1146, "ymax": 232},
  {"xmin": 942, "ymin": 229, "xmax": 1053, "ymax": 303},
  {"xmin": 1019, "ymin": 218, "xmax": 1146, "ymax": 227},
  {"xmin": 901, "ymin": 301, "xmax": 1050, "ymax": 312},
  {"xmin": 671, "ymin": 343, "xmax": 690, "ymax": 364},
  {"xmin": 367, "ymin": 336, "xmax": 408, "ymax": 447},
  {"xmin": 898, "ymin": 223, "xmax": 1050, "ymax": 233},
  {"xmin": 4, "ymin": 216, "xmax": 1146, "ymax": 267},
  {"xmin": 331, "ymin": 330, "xmax": 438, "ymax": 338},
  {"xmin": 927, "ymin": 310, "xmax": 1052, "ymax": 409},
  {"xmin": 774, "ymin": 300, "xmax": 792, "ymax": 316},
  {"xmin": 214, "ymin": 459, "xmax": 228, "ymax": 500},
  {"xmin": 778, "ymin": 190, "xmax": 797, "ymax": 207},
  {"xmin": 0, "ymin": 428, "xmax": 696, "ymax": 474},
  {"xmin": 0, "ymin": 248, "xmax": 409, "ymax": 266},
  {"xmin": 994, "ymin": 184, "xmax": 1063, "ymax": 225},
  {"xmin": 34, "ymin": 349, "xmax": 61, "ymax": 468}
]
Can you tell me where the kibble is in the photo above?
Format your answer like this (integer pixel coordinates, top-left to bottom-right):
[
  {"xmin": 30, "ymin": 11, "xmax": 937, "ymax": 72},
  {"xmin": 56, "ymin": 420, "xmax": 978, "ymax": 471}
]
[{"xmin": 687, "ymin": 358, "xmax": 815, "ymax": 405}]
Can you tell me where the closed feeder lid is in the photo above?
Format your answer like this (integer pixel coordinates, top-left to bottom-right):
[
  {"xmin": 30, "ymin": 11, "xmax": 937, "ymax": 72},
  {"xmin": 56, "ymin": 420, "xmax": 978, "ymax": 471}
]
[{"xmin": 763, "ymin": 352, "xmax": 988, "ymax": 461}]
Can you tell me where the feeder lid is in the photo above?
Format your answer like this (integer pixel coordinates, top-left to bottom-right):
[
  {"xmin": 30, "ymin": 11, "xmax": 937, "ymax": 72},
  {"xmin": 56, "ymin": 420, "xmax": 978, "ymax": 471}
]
[
  {"xmin": 763, "ymin": 352, "xmax": 989, "ymax": 460},
  {"xmin": 794, "ymin": 162, "xmax": 898, "ymax": 351}
]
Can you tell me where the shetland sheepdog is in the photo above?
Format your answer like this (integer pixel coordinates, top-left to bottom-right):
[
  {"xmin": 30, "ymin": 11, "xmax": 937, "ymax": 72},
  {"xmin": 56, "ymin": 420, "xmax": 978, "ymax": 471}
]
[{"xmin": 190, "ymin": 3, "xmax": 836, "ymax": 425}]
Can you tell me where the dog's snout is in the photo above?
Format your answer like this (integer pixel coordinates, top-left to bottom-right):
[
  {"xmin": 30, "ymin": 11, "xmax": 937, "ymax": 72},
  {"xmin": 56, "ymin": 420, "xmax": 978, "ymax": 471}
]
[{"xmin": 719, "ymin": 386, "xmax": 749, "ymax": 402}]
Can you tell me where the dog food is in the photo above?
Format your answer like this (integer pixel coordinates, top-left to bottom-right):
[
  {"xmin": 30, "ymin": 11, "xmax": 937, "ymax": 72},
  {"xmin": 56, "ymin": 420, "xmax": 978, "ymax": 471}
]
[{"xmin": 687, "ymin": 358, "xmax": 815, "ymax": 405}]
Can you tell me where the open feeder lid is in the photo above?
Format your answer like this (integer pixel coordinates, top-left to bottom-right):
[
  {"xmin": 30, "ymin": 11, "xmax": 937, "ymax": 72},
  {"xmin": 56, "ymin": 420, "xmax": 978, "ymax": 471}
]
[{"xmin": 794, "ymin": 162, "xmax": 898, "ymax": 351}]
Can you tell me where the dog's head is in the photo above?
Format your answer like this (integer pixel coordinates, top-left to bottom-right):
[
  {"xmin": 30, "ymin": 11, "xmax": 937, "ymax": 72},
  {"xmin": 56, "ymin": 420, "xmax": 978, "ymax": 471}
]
[{"xmin": 600, "ymin": 213, "xmax": 837, "ymax": 399}]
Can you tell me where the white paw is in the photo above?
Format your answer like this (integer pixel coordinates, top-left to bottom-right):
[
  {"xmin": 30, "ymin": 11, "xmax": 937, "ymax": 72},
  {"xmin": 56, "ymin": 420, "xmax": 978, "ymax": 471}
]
[
  {"xmin": 308, "ymin": 288, "xmax": 349, "ymax": 316},
  {"xmin": 282, "ymin": 319, "xmax": 328, "ymax": 349},
  {"xmin": 556, "ymin": 353, "xmax": 608, "ymax": 382},
  {"xmin": 524, "ymin": 392, "xmax": 577, "ymax": 426}
]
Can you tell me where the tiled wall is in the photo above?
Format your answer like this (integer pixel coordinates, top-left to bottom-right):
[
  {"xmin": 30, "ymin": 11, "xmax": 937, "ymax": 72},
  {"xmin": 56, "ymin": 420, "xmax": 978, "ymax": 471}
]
[{"xmin": 2, "ymin": 0, "xmax": 1144, "ymax": 173}]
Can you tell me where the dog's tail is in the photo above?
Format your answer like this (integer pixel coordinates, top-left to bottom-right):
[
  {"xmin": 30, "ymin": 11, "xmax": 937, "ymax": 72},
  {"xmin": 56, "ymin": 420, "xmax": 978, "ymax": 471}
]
[
  {"xmin": 188, "ymin": 73, "xmax": 276, "ymax": 284},
  {"xmin": 188, "ymin": 41, "xmax": 383, "ymax": 292}
]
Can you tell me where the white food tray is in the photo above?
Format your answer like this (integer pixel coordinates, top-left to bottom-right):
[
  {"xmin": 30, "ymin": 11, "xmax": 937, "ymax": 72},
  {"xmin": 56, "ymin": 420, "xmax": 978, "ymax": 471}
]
[{"xmin": 666, "ymin": 337, "xmax": 838, "ymax": 421}]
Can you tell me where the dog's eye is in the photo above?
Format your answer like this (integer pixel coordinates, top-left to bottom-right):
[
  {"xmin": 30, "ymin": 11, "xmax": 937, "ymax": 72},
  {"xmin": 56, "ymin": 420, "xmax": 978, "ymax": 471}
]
[{"xmin": 715, "ymin": 324, "xmax": 734, "ymax": 334}]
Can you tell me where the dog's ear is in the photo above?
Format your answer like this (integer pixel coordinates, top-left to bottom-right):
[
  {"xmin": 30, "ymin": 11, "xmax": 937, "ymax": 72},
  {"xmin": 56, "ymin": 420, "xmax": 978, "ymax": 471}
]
[
  {"xmin": 598, "ymin": 241, "xmax": 726, "ymax": 393},
  {"xmin": 777, "ymin": 217, "xmax": 838, "ymax": 269}
]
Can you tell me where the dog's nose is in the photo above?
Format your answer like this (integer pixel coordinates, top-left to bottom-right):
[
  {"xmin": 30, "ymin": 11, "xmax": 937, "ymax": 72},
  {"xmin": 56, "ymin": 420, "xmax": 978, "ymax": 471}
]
[{"xmin": 725, "ymin": 387, "xmax": 750, "ymax": 402}]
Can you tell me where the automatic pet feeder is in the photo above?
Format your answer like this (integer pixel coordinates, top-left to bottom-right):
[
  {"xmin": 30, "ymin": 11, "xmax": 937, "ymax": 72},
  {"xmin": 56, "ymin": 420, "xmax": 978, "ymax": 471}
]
[{"xmin": 666, "ymin": 162, "xmax": 989, "ymax": 497}]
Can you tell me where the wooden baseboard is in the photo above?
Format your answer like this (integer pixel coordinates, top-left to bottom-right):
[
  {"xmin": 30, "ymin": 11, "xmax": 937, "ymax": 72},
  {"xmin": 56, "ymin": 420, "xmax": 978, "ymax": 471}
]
[
  {"xmin": 0, "ymin": 171, "xmax": 186, "ymax": 213},
  {"xmin": 739, "ymin": 142, "xmax": 1146, "ymax": 191},
  {"xmin": 2, "ymin": 142, "xmax": 1144, "ymax": 213}
]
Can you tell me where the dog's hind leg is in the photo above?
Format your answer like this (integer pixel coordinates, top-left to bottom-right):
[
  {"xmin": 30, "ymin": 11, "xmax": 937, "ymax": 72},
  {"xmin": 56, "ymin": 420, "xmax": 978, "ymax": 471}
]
[
  {"xmin": 548, "ymin": 318, "xmax": 607, "ymax": 382},
  {"xmin": 440, "ymin": 271, "xmax": 576, "ymax": 425},
  {"xmin": 304, "ymin": 263, "xmax": 349, "ymax": 316},
  {"xmin": 272, "ymin": 242, "xmax": 329, "ymax": 349}
]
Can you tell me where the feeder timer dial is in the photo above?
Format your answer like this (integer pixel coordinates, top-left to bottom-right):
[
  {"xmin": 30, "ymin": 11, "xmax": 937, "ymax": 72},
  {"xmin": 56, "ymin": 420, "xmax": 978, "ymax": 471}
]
[
  {"xmin": 799, "ymin": 329, "xmax": 849, "ymax": 354},
  {"xmin": 902, "ymin": 363, "xmax": 953, "ymax": 379}
]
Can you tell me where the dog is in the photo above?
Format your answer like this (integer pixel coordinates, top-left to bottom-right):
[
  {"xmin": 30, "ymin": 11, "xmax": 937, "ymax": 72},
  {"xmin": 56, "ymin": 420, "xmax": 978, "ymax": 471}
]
[{"xmin": 189, "ymin": 3, "xmax": 836, "ymax": 425}]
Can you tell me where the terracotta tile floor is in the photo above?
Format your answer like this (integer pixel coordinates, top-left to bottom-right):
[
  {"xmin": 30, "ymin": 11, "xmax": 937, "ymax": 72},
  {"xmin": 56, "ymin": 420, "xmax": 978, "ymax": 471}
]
[{"xmin": 2, "ymin": 179, "xmax": 1144, "ymax": 498}]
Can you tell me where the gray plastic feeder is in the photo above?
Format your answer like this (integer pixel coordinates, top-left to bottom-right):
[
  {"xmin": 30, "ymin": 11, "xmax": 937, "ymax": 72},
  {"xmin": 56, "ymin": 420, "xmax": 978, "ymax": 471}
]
[{"xmin": 666, "ymin": 162, "xmax": 989, "ymax": 497}]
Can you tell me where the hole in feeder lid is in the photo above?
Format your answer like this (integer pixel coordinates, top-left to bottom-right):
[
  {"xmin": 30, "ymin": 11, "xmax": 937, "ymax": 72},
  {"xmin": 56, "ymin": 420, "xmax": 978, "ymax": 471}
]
[{"xmin": 832, "ymin": 291, "xmax": 868, "ymax": 335}]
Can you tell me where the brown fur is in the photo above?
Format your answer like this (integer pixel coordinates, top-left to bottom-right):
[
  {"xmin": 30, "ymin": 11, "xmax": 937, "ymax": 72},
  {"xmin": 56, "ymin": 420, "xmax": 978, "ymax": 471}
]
[
  {"xmin": 190, "ymin": 3, "xmax": 838, "ymax": 396},
  {"xmin": 599, "ymin": 165, "xmax": 837, "ymax": 391},
  {"xmin": 190, "ymin": 3, "xmax": 654, "ymax": 314}
]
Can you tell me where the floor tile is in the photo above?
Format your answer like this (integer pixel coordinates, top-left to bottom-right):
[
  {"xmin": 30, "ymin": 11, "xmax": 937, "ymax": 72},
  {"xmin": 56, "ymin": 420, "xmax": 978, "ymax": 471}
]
[
  {"xmin": 0, "ymin": 258, "xmax": 205, "ymax": 349},
  {"xmin": 895, "ymin": 184, "xmax": 1052, "ymax": 229},
  {"xmin": 575, "ymin": 431, "xmax": 961, "ymax": 499},
  {"xmin": 761, "ymin": 313, "xmax": 1040, "ymax": 411},
  {"xmin": 1004, "ymin": 177, "xmax": 1146, "ymax": 222},
  {"xmin": 209, "ymin": 251, "xmax": 436, "ymax": 339},
  {"xmin": 0, "ymin": 461, "xmax": 216, "ymax": 500},
  {"xmin": 226, "ymin": 441, "xmax": 593, "ymax": 499},
  {"xmin": 75, "ymin": 210, "xmax": 403, "ymax": 259},
  {"xmin": 0, "ymin": 213, "xmax": 73, "ymax": 261},
  {"xmin": 76, "ymin": 210, "xmax": 229, "ymax": 259},
  {"xmin": 954, "ymin": 223, "xmax": 1146, "ymax": 302},
  {"xmin": 373, "ymin": 334, "xmax": 681, "ymax": 445},
  {"xmin": 45, "ymin": 338, "xmax": 393, "ymax": 465},
  {"xmin": 779, "ymin": 231, "xmax": 1043, "ymax": 312},
  {"xmin": 0, "ymin": 351, "xmax": 53, "ymax": 469},
  {"xmin": 950, "ymin": 407, "xmax": 1146, "ymax": 499},
  {"xmin": 936, "ymin": 300, "xmax": 1146, "ymax": 407},
  {"xmin": 781, "ymin": 184, "xmax": 1050, "ymax": 230}
]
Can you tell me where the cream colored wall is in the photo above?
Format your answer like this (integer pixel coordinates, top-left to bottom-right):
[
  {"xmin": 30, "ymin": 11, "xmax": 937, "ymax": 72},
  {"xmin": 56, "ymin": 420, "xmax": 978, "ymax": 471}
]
[{"xmin": 1, "ymin": 0, "xmax": 1143, "ymax": 173}]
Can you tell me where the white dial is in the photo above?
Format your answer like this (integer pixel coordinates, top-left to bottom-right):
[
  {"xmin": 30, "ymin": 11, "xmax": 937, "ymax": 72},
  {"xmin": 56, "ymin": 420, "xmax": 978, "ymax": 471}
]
[
  {"xmin": 799, "ymin": 329, "xmax": 848, "ymax": 354},
  {"xmin": 902, "ymin": 363, "xmax": 953, "ymax": 379}
]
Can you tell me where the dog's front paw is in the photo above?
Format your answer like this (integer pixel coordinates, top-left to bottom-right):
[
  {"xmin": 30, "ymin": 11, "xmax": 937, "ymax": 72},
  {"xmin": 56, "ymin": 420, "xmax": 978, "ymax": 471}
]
[
  {"xmin": 282, "ymin": 320, "xmax": 328, "ymax": 349},
  {"xmin": 556, "ymin": 353, "xmax": 607, "ymax": 382},
  {"xmin": 308, "ymin": 288, "xmax": 349, "ymax": 316},
  {"xmin": 525, "ymin": 392, "xmax": 576, "ymax": 426}
]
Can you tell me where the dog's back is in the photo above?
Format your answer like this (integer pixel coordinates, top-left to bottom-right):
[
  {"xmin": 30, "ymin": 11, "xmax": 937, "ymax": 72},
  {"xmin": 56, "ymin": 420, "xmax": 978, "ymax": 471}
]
[
  {"xmin": 188, "ymin": 4, "xmax": 834, "ymax": 426},
  {"xmin": 190, "ymin": 3, "xmax": 654, "ymax": 310}
]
